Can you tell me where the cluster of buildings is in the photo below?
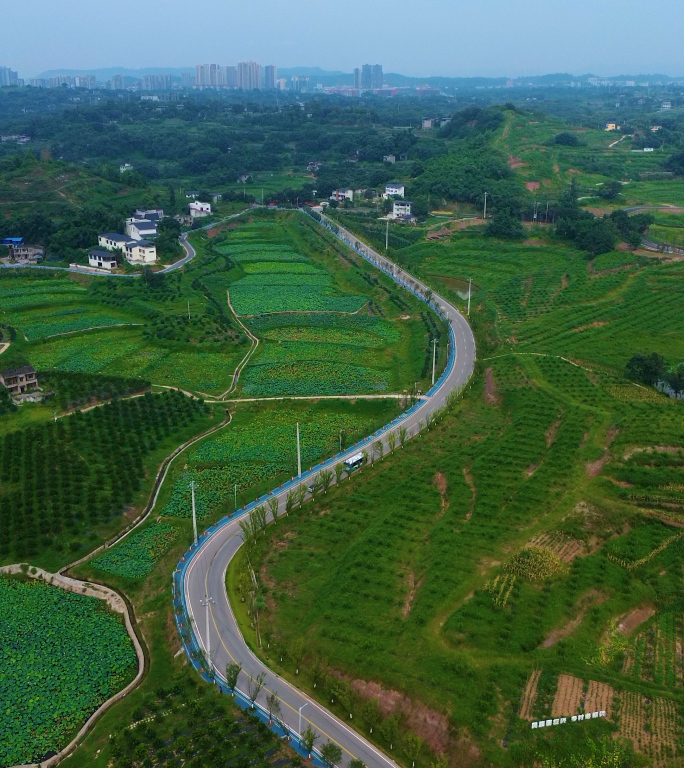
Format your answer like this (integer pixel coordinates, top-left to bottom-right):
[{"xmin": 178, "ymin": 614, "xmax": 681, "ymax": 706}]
[
  {"xmin": 0, "ymin": 237, "xmax": 44, "ymax": 264},
  {"xmin": 194, "ymin": 62, "xmax": 276, "ymax": 91},
  {"xmin": 324, "ymin": 182, "xmax": 415, "ymax": 222},
  {"xmin": 353, "ymin": 64, "xmax": 383, "ymax": 91},
  {"xmin": 0, "ymin": 66, "xmax": 21, "ymax": 87},
  {"xmin": 88, "ymin": 207, "xmax": 163, "ymax": 270}
]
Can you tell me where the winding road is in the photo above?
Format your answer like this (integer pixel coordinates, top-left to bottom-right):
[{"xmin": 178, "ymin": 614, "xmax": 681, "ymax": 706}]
[{"xmin": 177, "ymin": 211, "xmax": 476, "ymax": 768}]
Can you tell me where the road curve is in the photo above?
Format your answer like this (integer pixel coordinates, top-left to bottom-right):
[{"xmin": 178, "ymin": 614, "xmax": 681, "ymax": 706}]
[{"xmin": 176, "ymin": 210, "xmax": 476, "ymax": 768}]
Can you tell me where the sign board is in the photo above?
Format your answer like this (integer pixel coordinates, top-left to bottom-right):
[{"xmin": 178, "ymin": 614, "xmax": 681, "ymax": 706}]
[{"xmin": 532, "ymin": 711, "xmax": 606, "ymax": 729}]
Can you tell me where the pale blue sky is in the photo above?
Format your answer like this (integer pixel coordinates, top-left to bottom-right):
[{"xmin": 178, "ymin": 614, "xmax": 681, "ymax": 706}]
[{"xmin": 4, "ymin": 0, "xmax": 682, "ymax": 79}]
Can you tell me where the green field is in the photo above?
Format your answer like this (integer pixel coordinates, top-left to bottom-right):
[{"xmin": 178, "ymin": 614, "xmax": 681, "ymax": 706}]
[
  {"xmin": 0, "ymin": 576, "xmax": 137, "ymax": 767},
  {"xmin": 159, "ymin": 398, "xmax": 400, "ymax": 521}
]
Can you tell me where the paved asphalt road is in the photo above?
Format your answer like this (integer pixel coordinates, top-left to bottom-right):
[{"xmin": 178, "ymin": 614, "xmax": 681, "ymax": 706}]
[{"xmin": 183, "ymin": 212, "xmax": 476, "ymax": 768}]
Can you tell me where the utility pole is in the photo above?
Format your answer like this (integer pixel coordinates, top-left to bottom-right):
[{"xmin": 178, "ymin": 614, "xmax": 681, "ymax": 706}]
[
  {"xmin": 191, "ymin": 480, "xmax": 198, "ymax": 546},
  {"xmin": 296, "ymin": 422, "xmax": 302, "ymax": 478},
  {"xmin": 385, "ymin": 219, "xmax": 389, "ymax": 252},
  {"xmin": 340, "ymin": 429, "xmax": 343, "ymax": 452},
  {"xmin": 545, "ymin": 201, "xmax": 550, "ymax": 223},
  {"xmin": 234, "ymin": 483, "xmax": 237, "ymax": 511},
  {"xmin": 187, "ymin": 300, "xmax": 191, "ymax": 321},
  {"xmin": 467, "ymin": 277, "xmax": 472, "ymax": 316},
  {"xmin": 432, "ymin": 338, "xmax": 437, "ymax": 385},
  {"xmin": 483, "ymin": 192, "xmax": 488, "ymax": 220}
]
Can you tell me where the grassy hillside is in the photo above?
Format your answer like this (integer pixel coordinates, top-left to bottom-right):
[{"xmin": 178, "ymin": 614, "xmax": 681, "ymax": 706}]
[{"xmin": 231, "ymin": 228, "xmax": 684, "ymax": 768}]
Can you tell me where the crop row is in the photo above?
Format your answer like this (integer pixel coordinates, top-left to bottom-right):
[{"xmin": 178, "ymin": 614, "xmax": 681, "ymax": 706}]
[{"xmin": 0, "ymin": 391, "xmax": 208, "ymax": 561}]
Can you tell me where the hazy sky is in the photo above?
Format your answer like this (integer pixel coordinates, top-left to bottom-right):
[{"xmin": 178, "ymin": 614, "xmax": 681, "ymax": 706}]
[{"xmin": 4, "ymin": 0, "xmax": 683, "ymax": 79}]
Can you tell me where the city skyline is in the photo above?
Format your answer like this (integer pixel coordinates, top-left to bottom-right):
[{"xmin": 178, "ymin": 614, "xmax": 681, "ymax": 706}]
[{"xmin": 3, "ymin": 0, "xmax": 684, "ymax": 80}]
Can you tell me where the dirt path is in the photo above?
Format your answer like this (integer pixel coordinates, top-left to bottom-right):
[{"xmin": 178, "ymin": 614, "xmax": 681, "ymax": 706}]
[
  {"xmin": 216, "ymin": 290, "xmax": 260, "ymax": 399},
  {"xmin": 0, "ymin": 342, "xmax": 9, "ymax": 355},
  {"xmin": 41, "ymin": 322, "xmax": 144, "ymax": 341},
  {"xmin": 218, "ymin": 393, "xmax": 418, "ymax": 404}
]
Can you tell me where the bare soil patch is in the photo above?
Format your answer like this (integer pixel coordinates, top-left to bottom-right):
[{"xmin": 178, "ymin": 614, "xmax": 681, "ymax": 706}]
[
  {"xmin": 619, "ymin": 606, "xmax": 655, "ymax": 636},
  {"xmin": 463, "ymin": 467, "xmax": 476, "ymax": 520},
  {"xmin": 585, "ymin": 681, "xmax": 614, "ymax": 718},
  {"xmin": 530, "ymin": 532, "xmax": 587, "ymax": 563},
  {"xmin": 552, "ymin": 274, "xmax": 569, "ymax": 297},
  {"xmin": 525, "ymin": 181, "xmax": 541, "ymax": 192},
  {"xmin": 546, "ymin": 416, "xmax": 562, "ymax": 447},
  {"xmin": 402, "ymin": 572, "xmax": 425, "ymax": 619},
  {"xmin": 351, "ymin": 679, "xmax": 450, "ymax": 754},
  {"xmin": 551, "ymin": 674, "xmax": 584, "ymax": 717},
  {"xmin": 541, "ymin": 589, "xmax": 606, "ymax": 648},
  {"xmin": 484, "ymin": 368, "xmax": 499, "ymax": 406},
  {"xmin": 508, "ymin": 156, "xmax": 527, "ymax": 169},
  {"xmin": 585, "ymin": 426, "xmax": 619, "ymax": 478},
  {"xmin": 433, "ymin": 472, "xmax": 449, "ymax": 519},
  {"xmin": 573, "ymin": 320, "xmax": 608, "ymax": 333},
  {"xmin": 452, "ymin": 217, "xmax": 485, "ymax": 231},
  {"xmin": 519, "ymin": 669, "xmax": 541, "ymax": 720},
  {"xmin": 523, "ymin": 239, "xmax": 544, "ymax": 246},
  {"xmin": 624, "ymin": 445, "xmax": 682, "ymax": 461}
]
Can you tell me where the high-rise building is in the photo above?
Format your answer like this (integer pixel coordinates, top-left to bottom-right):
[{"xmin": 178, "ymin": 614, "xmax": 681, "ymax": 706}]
[
  {"xmin": 181, "ymin": 72, "xmax": 194, "ymax": 89},
  {"xmin": 30, "ymin": 78, "xmax": 48, "ymax": 88},
  {"xmin": 143, "ymin": 74, "xmax": 172, "ymax": 91},
  {"xmin": 291, "ymin": 76, "xmax": 310, "ymax": 93},
  {"xmin": 195, "ymin": 64, "xmax": 207, "ymax": 87},
  {"xmin": 74, "ymin": 75, "xmax": 97, "ymax": 89},
  {"xmin": 0, "ymin": 67, "xmax": 19, "ymax": 87},
  {"xmin": 359, "ymin": 64, "xmax": 382, "ymax": 91},
  {"xmin": 360, "ymin": 64, "xmax": 373, "ymax": 90},
  {"xmin": 49, "ymin": 75, "xmax": 72, "ymax": 88},
  {"xmin": 354, "ymin": 68, "xmax": 361, "ymax": 90},
  {"xmin": 219, "ymin": 66, "xmax": 237, "ymax": 88},
  {"xmin": 113, "ymin": 74, "xmax": 125, "ymax": 90},
  {"xmin": 237, "ymin": 61, "xmax": 262, "ymax": 91},
  {"xmin": 264, "ymin": 65, "xmax": 277, "ymax": 89},
  {"xmin": 208, "ymin": 63, "xmax": 219, "ymax": 87}
]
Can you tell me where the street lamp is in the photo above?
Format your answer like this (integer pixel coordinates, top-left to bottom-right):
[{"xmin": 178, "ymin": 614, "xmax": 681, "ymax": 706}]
[{"xmin": 298, "ymin": 702, "xmax": 309, "ymax": 735}]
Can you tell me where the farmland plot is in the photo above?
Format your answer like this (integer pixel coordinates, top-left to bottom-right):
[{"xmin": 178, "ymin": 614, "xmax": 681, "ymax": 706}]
[
  {"xmin": 617, "ymin": 692, "xmax": 679, "ymax": 767},
  {"xmin": 551, "ymin": 674, "xmax": 585, "ymax": 718},
  {"xmin": 161, "ymin": 401, "xmax": 398, "ymax": 519},
  {"xmin": 584, "ymin": 681, "xmax": 614, "ymax": 718},
  {"xmin": 0, "ymin": 577, "xmax": 136, "ymax": 767}
]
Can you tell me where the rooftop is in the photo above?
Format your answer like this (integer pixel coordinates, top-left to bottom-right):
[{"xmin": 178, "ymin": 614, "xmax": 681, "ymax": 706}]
[
  {"xmin": 1, "ymin": 364, "xmax": 36, "ymax": 378},
  {"xmin": 101, "ymin": 232, "xmax": 133, "ymax": 243}
]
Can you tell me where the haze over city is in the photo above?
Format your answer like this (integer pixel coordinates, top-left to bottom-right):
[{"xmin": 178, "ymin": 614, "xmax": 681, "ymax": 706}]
[{"xmin": 3, "ymin": 0, "xmax": 684, "ymax": 79}]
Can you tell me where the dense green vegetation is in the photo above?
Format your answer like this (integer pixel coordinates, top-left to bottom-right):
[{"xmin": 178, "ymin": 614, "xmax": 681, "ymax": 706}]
[
  {"xmin": 230, "ymin": 226, "xmax": 684, "ymax": 767},
  {"xmin": 0, "ymin": 391, "xmax": 210, "ymax": 567},
  {"xmin": 3, "ymin": 81, "xmax": 684, "ymax": 768},
  {"xmin": 0, "ymin": 575, "xmax": 137, "ymax": 766},
  {"xmin": 39, "ymin": 370, "xmax": 150, "ymax": 411}
]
